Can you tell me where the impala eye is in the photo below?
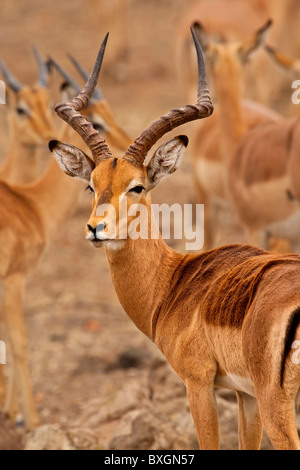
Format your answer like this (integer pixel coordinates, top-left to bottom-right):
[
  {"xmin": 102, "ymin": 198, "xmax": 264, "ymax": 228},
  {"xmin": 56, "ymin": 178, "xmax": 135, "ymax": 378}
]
[
  {"xmin": 129, "ymin": 186, "xmax": 145, "ymax": 194},
  {"xmin": 85, "ymin": 185, "xmax": 94, "ymax": 193},
  {"xmin": 16, "ymin": 107, "xmax": 27, "ymax": 116},
  {"xmin": 93, "ymin": 123, "xmax": 105, "ymax": 132}
]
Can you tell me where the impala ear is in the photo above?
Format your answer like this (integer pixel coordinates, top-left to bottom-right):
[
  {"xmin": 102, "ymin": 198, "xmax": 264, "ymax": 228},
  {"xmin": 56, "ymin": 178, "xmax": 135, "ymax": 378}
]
[
  {"xmin": 238, "ymin": 19, "xmax": 272, "ymax": 64},
  {"xmin": 265, "ymin": 45, "xmax": 300, "ymax": 73},
  {"xmin": 49, "ymin": 140, "xmax": 95, "ymax": 182},
  {"xmin": 146, "ymin": 135, "xmax": 188, "ymax": 189}
]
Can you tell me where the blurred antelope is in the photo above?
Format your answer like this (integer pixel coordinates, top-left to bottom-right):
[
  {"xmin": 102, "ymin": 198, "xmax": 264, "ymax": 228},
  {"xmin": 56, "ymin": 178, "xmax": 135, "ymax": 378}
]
[
  {"xmin": 177, "ymin": 0, "xmax": 300, "ymax": 106},
  {"xmin": 265, "ymin": 46, "xmax": 300, "ymax": 209},
  {"xmin": 0, "ymin": 49, "xmax": 57, "ymax": 184},
  {"xmin": 192, "ymin": 21, "xmax": 281, "ymax": 250},
  {"xmin": 220, "ymin": 43, "xmax": 300, "ymax": 252},
  {"xmin": 0, "ymin": 49, "xmax": 132, "ymax": 429},
  {"xmin": 177, "ymin": 0, "xmax": 269, "ymax": 102},
  {"xmin": 253, "ymin": 0, "xmax": 300, "ymax": 108},
  {"xmin": 51, "ymin": 32, "xmax": 300, "ymax": 450}
]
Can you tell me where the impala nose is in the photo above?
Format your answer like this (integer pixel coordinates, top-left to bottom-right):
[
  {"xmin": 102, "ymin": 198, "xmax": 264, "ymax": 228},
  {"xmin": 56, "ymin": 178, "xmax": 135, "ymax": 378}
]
[
  {"xmin": 97, "ymin": 222, "xmax": 107, "ymax": 232},
  {"xmin": 86, "ymin": 222, "xmax": 107, "ymax": 240},
  {"xmin": 87, "ymin": 224, "xmax": 95, "ymax": 234}
]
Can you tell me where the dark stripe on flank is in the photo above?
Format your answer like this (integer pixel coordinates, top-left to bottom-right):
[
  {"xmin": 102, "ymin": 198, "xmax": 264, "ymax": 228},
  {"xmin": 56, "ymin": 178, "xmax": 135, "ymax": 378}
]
[
  {"xmin": 280, "ymin": 306, "xmax": 300, "ymax": 387},
  {"xmin": 112, "ymin": 158, "xmax": 118, "ymax": 169}
]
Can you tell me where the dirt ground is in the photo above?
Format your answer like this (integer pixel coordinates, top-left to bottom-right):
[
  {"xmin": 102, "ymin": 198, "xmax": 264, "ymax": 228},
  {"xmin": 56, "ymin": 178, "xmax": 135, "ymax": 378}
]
[{"xmin": 0, "ymin": 0, "xmax": 299, "ymax": 450}]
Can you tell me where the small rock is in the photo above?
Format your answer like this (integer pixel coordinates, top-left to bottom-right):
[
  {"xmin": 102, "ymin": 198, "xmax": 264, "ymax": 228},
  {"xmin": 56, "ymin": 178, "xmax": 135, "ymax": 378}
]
[{"xmin": 25, "ymin": 425, "xmax": 75, "ymax": 451}]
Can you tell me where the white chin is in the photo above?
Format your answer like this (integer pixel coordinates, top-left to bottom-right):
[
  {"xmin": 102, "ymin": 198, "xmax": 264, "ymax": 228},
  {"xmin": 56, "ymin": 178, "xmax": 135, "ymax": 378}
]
[
  {"xmin": 104, "ymin": 239, "xmax": 126, "ymax": 251},
  {"xmin": 89, "ymin": 239, "xmax": 126, "ymax": 251}
]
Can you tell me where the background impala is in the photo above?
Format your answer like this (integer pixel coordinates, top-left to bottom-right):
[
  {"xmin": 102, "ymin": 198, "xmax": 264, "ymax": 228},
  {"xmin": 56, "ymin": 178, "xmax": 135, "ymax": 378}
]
[{"xmin": 0, "ymin": 0, "xmax": 299, "ymax": 451}]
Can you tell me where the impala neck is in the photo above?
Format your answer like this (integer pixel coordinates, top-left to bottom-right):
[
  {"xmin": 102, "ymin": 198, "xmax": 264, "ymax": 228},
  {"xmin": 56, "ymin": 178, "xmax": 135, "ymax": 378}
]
[
  {"xmin": 212, "ymin": 63, "xmax": 246, "ymax": 159},
  {"xmin": 271, "ymin": 0, "xmax": 296, "ymax": 48},
  {"xmin": 26, "ymin": 125, "xmax": 92, "ymax": 240},
  {"xmin": 25, "ymin": 157, "xmax": 83, "ymax": 241},
  {"xmin": 105, "ymin": 208, "xmax": 183, "ymax": 340},
  {"xmin": 0, "ymin": 139, "xmax": 40, "ymax": 185}
]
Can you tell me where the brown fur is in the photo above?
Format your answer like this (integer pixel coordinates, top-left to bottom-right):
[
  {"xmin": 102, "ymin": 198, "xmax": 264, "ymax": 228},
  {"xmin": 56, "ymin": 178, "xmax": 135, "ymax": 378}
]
[
  {"xmin": 194, "ymin": 25, "xmax": 300, "ymax": 252},
  {"xmin": 52, "ymin": 28, "xmax": 300, "ymax": 448},
  {"xmin": 231, "ymin": 117, "xmax": 297, "ymax": 186},
  {"xmin": 192, "ymin": 30, "xmax": 281, "ymax": 251},
  {"xmin": 0, "ymin": 86, "xmax": 57, "ymax": 184},
  {"xmin": 177, "ymin": 0, "xmax": 300, "ymax": 105},
  {"xmin": 79, "ymin": 158, "xmax": 300, "ymax": 450},
  {"xmin": 0, "ymin": 96, "xmax": 133, "ymax": 430}
]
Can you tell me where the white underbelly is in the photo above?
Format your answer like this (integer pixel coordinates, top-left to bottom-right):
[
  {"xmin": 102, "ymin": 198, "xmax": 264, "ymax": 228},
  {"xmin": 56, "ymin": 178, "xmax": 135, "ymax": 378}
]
[{"xmin": 215, "ymin": 373, "xmax": 256, "ymax": 397}]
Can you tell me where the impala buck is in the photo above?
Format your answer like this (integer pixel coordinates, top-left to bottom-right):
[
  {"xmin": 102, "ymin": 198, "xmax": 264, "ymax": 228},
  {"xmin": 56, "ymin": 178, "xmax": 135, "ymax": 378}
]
[
  {"xmin": 191, "ymin": 21, "xmax": 281, "ymax": 250},
  {"xmin": 0, "ymin": 50, "xmax": 132, "ymax": 429},
  {"xmin": 0, "ymin": 49, "xmax": 57, "ymax": 184},
  {"xmin": 50, "ymin": 32, "xmax": 300, "ymax": 450}
]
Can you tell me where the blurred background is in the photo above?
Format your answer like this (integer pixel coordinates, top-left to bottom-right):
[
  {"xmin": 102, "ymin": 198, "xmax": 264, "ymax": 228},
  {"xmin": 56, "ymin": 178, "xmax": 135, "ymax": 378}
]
[{"xmin": 0, "ymin": 0, "xmax": 299, "ymax": 450}]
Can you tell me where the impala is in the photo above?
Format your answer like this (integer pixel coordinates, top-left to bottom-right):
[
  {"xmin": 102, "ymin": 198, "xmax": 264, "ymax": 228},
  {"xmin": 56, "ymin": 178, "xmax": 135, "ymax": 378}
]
[
  {"xmin": 177, "ymin": 0, "xmax": 300, "ymax": 106},
  {"xmin": 51, "ymin": 32, "xmax": 300, "ymax": 450},
  {"xmin": 265, "ymin": 46, "xmax": 300, "ymax": 209},
  {"xmin": 192, "ymin": 21, "xmax": 281, "ymax": 250},
  {"xmin": 219, "ymin": 42, "xmax": 300, "ymax": 252},
  {"xmin": 0, "ymin": 49, "xmax": 57, "ymax": 184},
  {"xmin": 0, "ymin": 49, "xmax": 133, "ymax": 430},
  {"xmin": 254, "ymin": 0, "xmax": 300, "ymax": 108},
  {"xmin": 177, "ymin": 0, "xmax": 269, "ymax": 102}
]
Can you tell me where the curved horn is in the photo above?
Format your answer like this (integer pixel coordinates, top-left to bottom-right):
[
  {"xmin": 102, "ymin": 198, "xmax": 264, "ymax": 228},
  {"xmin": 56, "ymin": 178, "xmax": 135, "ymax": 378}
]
[
  {"xmin": 33, "ymin": 46, "xmax": 49, "ymax": 88},
  {"xmin": 123, "ymin": 27, "xmax": 213, "ymax": 167},
  {"xmin": 54, "ymin": 33, "xmax": 112, "ymax": 164},
  {"xmin": 67, "ymin": 53, "xmax": 104, "ymax": 101},
  {"xmin": 0, "ymin": 59, "xmax": 23, "ymax": 93}
]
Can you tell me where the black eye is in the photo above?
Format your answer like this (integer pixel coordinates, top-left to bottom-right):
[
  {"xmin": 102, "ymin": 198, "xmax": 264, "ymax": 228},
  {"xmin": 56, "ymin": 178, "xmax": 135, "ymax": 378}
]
[
  {"xmin": 16, "ymin": 107, "xmax": 27, "ymax": 116},
  {"xmin": 85, "ymin": 185, "xmax": 94, "ymax": 193},
  {"xmin": 129, "ymin": 186, "xmax": 145, "ymax": 194},
  {"xmin": 93, "ymin": 123, "xmax": 105, "ymax": 132}
]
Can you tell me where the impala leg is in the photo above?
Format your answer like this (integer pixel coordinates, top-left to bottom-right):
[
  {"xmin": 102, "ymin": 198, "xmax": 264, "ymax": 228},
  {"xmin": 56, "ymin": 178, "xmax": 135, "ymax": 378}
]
[
  {"xmin": 186, "ymin": 381, "xmax": 220, "ymax": 450},
  {"xmin": 0, "ymin": 364, "xmax": 6, "ymax": 407},
  {"xmin": 194, "ymin": 178, "xmax": 214, "ymax": 252},
  {"xmin": 0, "ymin": 317, "xmax": 6, "ymax": 406},
  {"xmin": 2, "ymin": 274, "xmax": 39, "ymax": 429},
  {"xmin": 258, "ymin": 394, "xmax": 300, "ymax": 450},
  {"xmin": 3, "ymin": 361, "xmax": 18, "ymax": 422},
  {"xmin": 236, "ymin": 391, "xmax": 262, "ymax": 450}
]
